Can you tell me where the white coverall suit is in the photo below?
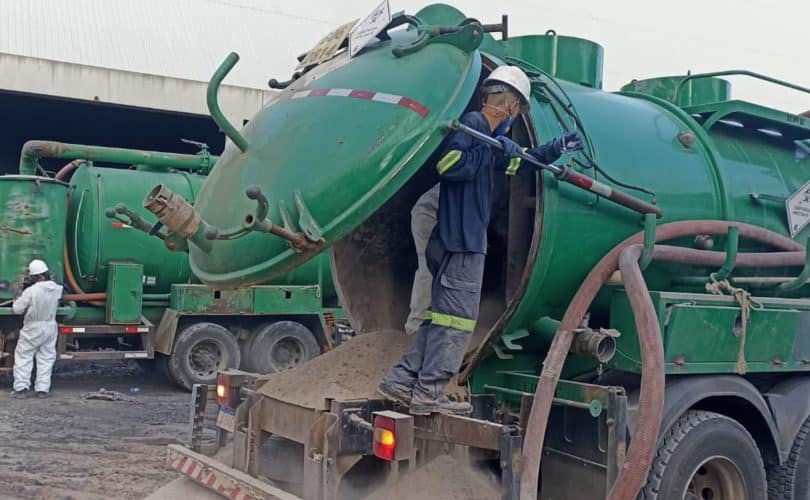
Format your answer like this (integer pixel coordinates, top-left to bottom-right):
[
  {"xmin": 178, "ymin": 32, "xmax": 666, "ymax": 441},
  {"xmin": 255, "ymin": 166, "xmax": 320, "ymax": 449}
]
[{"xmin": 12, "ymin": 280, "xmax": 63, "ymax": 392}]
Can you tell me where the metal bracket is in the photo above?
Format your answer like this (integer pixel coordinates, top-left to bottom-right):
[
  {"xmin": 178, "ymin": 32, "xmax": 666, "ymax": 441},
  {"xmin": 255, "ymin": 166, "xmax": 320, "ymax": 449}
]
[
  {"xmin": 392, "ymin": 20, "xmax": 484, "ymax": 57},
  {"xmin": 499, "ymin": 426, "xmax": 523, "ymax": 500},
  {"xmin": 335, "ymin": 399, "xmax": 395, "ymax": 455}
]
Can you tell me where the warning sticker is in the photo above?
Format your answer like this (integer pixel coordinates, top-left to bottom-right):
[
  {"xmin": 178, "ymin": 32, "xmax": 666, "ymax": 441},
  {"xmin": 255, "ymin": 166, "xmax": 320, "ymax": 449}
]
[
  {"xmin": 349, "ymin": 0, "xmax": 391, "ymax": 58},
  {"xmin": 297, "ymin": 19, "xmax": 358, "ymax": 70},
  {"xmin": 786, "ymin": 180, "xmax": 810, "ymax": 237}
]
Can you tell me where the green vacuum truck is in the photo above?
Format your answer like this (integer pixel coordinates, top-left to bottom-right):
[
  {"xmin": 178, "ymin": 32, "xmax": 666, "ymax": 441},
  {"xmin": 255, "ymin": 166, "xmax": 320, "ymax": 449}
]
[
  {"xmin": 162, "ymin": 3, "xmax": 810, "ymax": 499},
  {"xmin": 0, "ymin": 141, "xmax": 349, "ymax": 391}
]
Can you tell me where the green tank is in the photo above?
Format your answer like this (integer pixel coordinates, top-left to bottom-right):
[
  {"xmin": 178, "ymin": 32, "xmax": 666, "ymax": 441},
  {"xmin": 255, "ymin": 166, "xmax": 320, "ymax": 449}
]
[
  {"xmin": 180, "ymin": 3, "xmax": 809, "ymax": 359},
  {"xmin": 158, "ymin": 6, "xmax": 810, "ymax": 499},
  {"xmin": 0, "ymin": 176, "xmax": 68, "ymax": 299},
  {"xmin": 67, "ymin": 164, "xmax": 204, "ymax": 293}
]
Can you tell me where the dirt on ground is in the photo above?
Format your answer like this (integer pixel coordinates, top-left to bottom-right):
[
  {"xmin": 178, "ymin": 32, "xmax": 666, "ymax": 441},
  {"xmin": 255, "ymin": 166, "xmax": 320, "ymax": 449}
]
[
  {"xmin": 258, "ymin": 329, "xmax": 412, "ymax": 409},
  {"xmin": 0, "ymin": 361, "xmax": 190, "ymax": 500},
  {"xmin": 365, "ymin": 454, "xmax": 500, "ymax": 500}
]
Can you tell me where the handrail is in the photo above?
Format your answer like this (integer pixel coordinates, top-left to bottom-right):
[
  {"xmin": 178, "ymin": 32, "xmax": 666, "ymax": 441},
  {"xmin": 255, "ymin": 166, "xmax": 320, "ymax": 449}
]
[{"xmin": 674, "ymin": 70, "xmax": 810, "ymax": 105}]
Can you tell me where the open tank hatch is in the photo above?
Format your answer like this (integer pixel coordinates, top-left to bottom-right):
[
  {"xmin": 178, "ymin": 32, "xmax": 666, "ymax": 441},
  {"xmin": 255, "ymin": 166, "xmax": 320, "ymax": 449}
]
[{"xmin": 332, "ymin": 58, "xmax": 545, "ymax": 354}]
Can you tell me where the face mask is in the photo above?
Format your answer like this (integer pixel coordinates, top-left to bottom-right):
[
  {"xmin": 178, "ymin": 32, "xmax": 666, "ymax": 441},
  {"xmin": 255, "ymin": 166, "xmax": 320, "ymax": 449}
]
[{"xmin": 493, "ymin": 115, "xmax": 514, "ymax": 137}]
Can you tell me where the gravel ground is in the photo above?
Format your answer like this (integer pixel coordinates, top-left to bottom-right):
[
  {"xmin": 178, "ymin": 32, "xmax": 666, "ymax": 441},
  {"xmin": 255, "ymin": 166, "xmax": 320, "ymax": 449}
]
[{"xmin": 0, "ymin": 361, "xmax": 190, "ymax": 500}]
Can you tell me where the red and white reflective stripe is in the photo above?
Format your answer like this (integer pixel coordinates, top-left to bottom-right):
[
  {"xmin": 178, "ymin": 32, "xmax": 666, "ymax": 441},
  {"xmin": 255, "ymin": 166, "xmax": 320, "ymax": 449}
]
[
  {"xmin": 59, "ymin": 326, "xmax": 85, "ymax": 334},
  {"xmin": 567, "ymin": 172, "xmax": 613, "ymax": 197},
  {"xmin": 284, "ymin": 88, "xmax": 430, "ymax": 118},
  {"xmin": 170, "ymin": 453, "xmax": 259, "ymax": 500},
  {"xmin": 110, "ymin": 222, "xmax": 132, "ymax": 228},
  {"xmin": 124, "ymin": 326, "xmax": 150, "ymax": 334}
]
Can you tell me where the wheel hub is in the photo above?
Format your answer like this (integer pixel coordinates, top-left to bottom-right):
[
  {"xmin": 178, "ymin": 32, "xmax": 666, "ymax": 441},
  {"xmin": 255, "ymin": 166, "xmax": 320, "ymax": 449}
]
[
  {"xmin": 685, "ymin": 456, "xmax": 747, "ymax": 500},
  {"xmin": 188, "ymin": 339, "xmax": 225, "ymax": 377},
  {"xmin": 270, "ymin": 337, "xmax": 305, "ymax": 370}
]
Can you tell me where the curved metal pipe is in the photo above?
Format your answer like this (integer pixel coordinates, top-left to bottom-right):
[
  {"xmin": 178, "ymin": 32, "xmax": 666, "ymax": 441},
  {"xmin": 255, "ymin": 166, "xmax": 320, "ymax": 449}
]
[
  {"xmin": 520, "ymin": 220, "xmax": 804, "ymax": 500},
  {"xmin": 19, "ymin": 141, "xmax": 215, "ymax": 176},
  {"xmin": 207, "ymin": 52, "xmax": 249, "ymax": 153},
  {"xmin": 55, "ymin": 159, "xmax": 86, "ymax": 180}
]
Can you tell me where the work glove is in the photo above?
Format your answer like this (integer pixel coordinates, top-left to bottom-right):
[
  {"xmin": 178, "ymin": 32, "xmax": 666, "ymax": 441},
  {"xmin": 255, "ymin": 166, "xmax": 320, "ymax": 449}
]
[
  {"xmin": 528, "ymin": 131, "xmax": 585, "ymax": 164},
  {"xmin": 496, "ymin": 135, "xmax": 523, "ymax": 159}
]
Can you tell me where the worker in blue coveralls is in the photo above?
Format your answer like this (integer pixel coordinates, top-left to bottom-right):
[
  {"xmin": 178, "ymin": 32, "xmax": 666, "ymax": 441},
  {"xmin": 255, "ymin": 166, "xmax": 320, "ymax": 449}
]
[{"xmin": 379, "ymin": 65, "xmax": 585, "ymax": 415}]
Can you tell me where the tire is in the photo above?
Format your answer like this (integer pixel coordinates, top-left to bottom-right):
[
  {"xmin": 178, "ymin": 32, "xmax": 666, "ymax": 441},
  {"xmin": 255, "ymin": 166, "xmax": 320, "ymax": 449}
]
[
  {"xmin": 246, "ymin": 321, "xmax": 320, "ymax": 374},
  {"xmin": 168, "ymin": 322, "xmax": 240, "ymax": 391},
  {"xmin": 768, "ymin": 416, "xmax": 810, "ymax": 499},
  {"xmin": 155, "ymin": 353, "xmax": 175, "ymax": 384},
  {"xmin": 641, "ymin": 410, "xmax": 767, "ymax": 500},
  {"xmin": 239, "ymin": 337, "xmax": 256, "ymax": 372}
]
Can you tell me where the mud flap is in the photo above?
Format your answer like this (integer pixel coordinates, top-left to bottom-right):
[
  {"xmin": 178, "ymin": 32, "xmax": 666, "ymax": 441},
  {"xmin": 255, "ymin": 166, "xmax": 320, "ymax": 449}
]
[{"xmin": 155, "ymin": 308, "xmax": 182, "ymax": 355}]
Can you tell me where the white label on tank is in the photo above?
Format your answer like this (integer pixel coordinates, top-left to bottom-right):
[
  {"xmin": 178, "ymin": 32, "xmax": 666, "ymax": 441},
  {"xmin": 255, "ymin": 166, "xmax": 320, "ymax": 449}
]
[
  {"xmin": 786, "ymin": 180, "xmax": 810, "ymax": 237},
  {"xmin": 142, "ymin": 276, "xmax": 157, "ymax": 286},
  {"xmin": 124, "ymin": 352, "xmax": 149, "ymax": 359},
  {"xmin": 349, "ymin": 0, "xmax": 391, "ymax": 58}
]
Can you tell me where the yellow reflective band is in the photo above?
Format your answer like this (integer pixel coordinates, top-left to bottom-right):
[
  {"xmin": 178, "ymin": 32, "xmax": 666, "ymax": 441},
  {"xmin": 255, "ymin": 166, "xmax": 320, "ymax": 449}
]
[
  {"xmin": 424, "ymin": 311, "xmax": 433, "ymax": 320},
  {"xmin": 430, "ymin": 312, "xmax": 477, "ymax": 333},
  {"xmin": 505, "ymin": 156, "xmax": 521, "ymax": 176},
  {"xmin": 436, "ymin": 150, "xmax": 462, "ymax": 175}
]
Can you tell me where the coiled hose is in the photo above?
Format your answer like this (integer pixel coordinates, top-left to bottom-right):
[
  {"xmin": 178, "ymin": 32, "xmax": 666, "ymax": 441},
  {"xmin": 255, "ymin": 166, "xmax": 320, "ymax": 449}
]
[{"xmin": 520, "ymin": 220, "xmax": 804, "ymax": 500}]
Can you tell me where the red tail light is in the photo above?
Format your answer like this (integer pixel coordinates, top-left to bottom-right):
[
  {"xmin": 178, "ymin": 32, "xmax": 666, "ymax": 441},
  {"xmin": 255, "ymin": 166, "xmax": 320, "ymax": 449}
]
[
  {"xmin": 372, "ymin": 415, "xmax": 397, "ymax": 461},
  {"xmin": 216, "ymin": 373, "xmax": 238, "ymax": 407}
]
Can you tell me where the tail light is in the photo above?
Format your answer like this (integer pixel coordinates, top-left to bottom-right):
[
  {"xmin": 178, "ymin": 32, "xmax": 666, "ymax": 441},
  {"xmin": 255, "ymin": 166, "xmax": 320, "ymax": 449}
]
[
  {"xmin": 372, "ymin": 411, "xmax": 414, "ymax": 462},
  {"xmin": 373, "ymin": 415, "xmax": 397, "ymax": 461},
  {"xmin": 216, "ymin": 372, "xmax": 239, "ymax": 407}
]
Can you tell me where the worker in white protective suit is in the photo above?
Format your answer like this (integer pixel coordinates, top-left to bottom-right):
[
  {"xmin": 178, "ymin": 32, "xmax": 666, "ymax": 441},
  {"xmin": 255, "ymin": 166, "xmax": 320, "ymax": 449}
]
[
  {"xmin": 11, "ymin": 259, "xmax": 63, "ymax": 398},
  {"xmin": 405, "ymin": 184, "xmax": 440, "ymax": 335}
]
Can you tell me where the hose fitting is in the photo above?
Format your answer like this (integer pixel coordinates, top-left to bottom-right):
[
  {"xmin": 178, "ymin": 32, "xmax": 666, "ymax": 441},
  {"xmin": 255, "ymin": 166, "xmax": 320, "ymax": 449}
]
[
  {"xmin": 143, "ymin": 185, "xmax": 212, "ymax": 252},
  {"xmin": 570, "ymin": 328, "xmax": 618, "ymax": 363}
]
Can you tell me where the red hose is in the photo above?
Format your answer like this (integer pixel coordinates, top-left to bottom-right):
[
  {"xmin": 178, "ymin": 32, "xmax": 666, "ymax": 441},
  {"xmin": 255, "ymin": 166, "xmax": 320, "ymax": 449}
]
[
  {"xmin": 609, "ymin": 244, "xmax": 664, "ymax": 499},
  {"xmin": 520, "ymin": 221, "xmax": 804, "ymax": 500}
]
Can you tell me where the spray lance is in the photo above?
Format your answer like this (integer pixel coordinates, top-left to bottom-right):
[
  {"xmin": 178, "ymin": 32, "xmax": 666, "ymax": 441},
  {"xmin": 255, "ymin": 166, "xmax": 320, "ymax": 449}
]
[{"xmin": 447, "ymin": 120, "xmax": 662, "ymax": 218}]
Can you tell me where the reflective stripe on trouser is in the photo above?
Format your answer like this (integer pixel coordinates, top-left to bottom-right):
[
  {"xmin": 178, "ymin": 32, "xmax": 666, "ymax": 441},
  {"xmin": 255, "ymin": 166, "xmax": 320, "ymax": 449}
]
[
  {"xmin": 384, "ymin": 235, "xmax": 485, "ymax": 399},
  {"xmin": 13, "ymin": 323, "xmax": 58, "ymax": 392}
]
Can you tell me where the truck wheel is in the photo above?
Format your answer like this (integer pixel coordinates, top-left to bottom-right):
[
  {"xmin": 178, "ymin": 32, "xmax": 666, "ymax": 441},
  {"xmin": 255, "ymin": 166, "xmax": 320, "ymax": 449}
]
[
  {"xmin": 768, "ymin": 416, "xmax": 810, "ymax": 499},
  {"xmin": 247, "ymin": 321, "xmax": 320, "ymax": 374},
  {"xmin": 168, "ymin": 322, "xmax": 240, "ymax": 391},
  {"xmin": 155, "ymin": 353, "xmax": 175, "ymax": 384},
  {"xmin": 641, "ymin": 410, "xmax": 767, "ymax": 500}
]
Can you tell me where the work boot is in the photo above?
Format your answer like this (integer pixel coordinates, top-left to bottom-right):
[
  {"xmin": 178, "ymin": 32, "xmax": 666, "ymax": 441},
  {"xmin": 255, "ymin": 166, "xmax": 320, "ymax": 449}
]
[
  {"xmin": 377, "ymin": 382, "xmax": 412, "ymax": 405},
  {"xmin": 10, "ymin": 389, "xmax": 30, "ymax": 399},
  {"xmin": 36, "ymin": 391, "xmax": 50, "ymax": 399},
  {"xmin": 409, "ymin": 393, "xmax": 472, "ymax": 416}
]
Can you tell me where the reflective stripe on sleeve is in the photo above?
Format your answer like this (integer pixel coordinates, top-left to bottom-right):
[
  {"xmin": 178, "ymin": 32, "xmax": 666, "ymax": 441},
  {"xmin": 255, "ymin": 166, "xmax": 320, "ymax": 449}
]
[{"xmin": 436, "ymin": 150, "xmax": 462, "ymax": 175}]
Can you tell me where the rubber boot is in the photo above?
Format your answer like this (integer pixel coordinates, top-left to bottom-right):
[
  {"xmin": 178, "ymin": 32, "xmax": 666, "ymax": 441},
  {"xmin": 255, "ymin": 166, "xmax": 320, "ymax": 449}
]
[
  {"xmin": 377, "ymin": 382, "xmax": 412, "ymax": 405},
  {"xmin": 409, "ymin": 393, "xmax": 472, "ymax": 416}
]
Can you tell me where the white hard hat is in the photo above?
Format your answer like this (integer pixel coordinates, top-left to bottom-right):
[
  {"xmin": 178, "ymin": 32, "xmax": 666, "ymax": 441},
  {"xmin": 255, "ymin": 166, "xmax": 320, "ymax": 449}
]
[
  {"xmin": 483, "ymin": 66, "xmax": 531, "ymax": 105},
  {"xmin": 28, "ymin": 259, "xmax": 48, "ymax": 275}
]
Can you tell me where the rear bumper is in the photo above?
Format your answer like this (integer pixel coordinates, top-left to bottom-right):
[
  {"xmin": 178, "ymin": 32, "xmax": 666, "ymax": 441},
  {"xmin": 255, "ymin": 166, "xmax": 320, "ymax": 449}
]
[{"xmin": 166, "ymin": 444, "xmax": 300, "ymax": 500}]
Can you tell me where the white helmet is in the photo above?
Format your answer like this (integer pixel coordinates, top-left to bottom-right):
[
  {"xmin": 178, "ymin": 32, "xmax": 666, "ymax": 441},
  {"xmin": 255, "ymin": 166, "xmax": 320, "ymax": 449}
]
[
  {"xmin": 483, "ymin": 66, "xmax": 531, "ymax": 105},
  {"xmin": 28, "ymin": 259, "xmax": 48, "ymax": 276}
]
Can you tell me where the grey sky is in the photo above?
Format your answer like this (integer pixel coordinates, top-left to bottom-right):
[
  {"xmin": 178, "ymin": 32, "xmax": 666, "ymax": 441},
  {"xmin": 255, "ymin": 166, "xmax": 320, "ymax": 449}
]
[{"xmin": 263, "ymin": 0, "xmax": 808, "ymax": 113}]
